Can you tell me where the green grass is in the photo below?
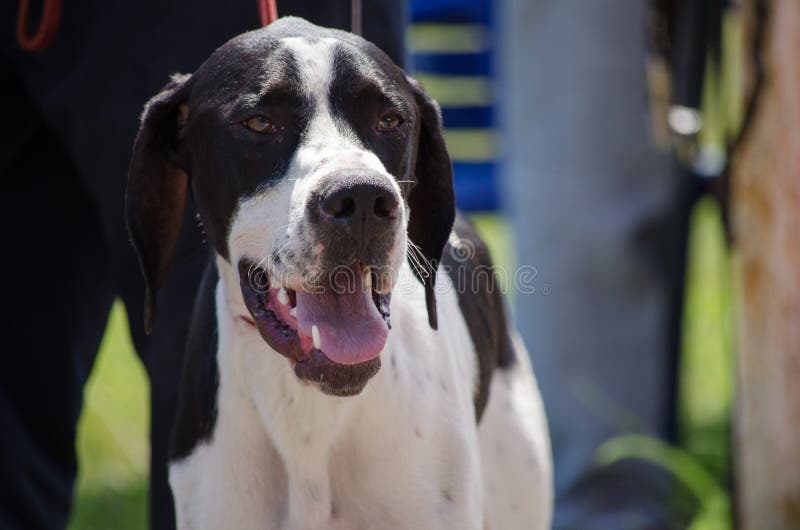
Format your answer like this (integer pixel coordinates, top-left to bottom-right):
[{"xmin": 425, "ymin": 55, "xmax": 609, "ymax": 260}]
[
  {"xmin": 68, "ymin": 203, "xmax": 733, "ymax": 529},
  {"xmin": 68, "ymin": 303, "xmax": 149, "ymax": 530},
  {"xmin": 678, "ymin": 198, "xmax": 734, "ymax": 479}
]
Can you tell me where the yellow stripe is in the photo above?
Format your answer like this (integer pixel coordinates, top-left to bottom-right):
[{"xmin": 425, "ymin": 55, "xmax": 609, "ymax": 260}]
[
  {"xmin": 407, "ymin": 24, "xmax": 488, "ymax": 53},
  {"xmin": 443, "ymin": 129, "xmax": 497, "ymax": 162},
  {"xmin": 413, "ymin": 74, "xmax": 492, "ymax": 106}
]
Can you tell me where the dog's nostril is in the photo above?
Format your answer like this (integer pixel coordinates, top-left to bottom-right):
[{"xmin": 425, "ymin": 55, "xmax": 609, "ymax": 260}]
[
  {"xmin": 335, "ymin": 197, "xmax": 356, "ymax": 219},
  {"xmin": 373, "ymin": 196, "xmax": 394, "ymax": 218},
  {"xmin": 324, "ymin": 196, "xmax": 356, "ymax": 219}
]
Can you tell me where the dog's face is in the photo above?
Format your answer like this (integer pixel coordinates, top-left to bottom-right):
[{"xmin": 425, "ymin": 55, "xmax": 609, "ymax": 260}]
[{"xmin": 126, "ymin": 18, "xmax": 454, "ymax": 395}]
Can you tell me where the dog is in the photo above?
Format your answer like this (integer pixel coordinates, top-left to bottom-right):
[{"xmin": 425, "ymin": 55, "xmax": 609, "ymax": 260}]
[{"xmin": 126, "ymin": 17, "xmax": 552, "ymax": 530}]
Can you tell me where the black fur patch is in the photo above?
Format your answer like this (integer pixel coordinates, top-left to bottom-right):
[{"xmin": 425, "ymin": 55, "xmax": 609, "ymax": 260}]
[
  {"xmin": 171, "ymin": 261, "xmax": 220, "ymax": 461},
  {"xmin": 442, "ymin": 214, "xmax": 516, "ymax": 421},
  {"xmin": 186, "ymin": 39, "xmax": 310, "ymax": 260}
]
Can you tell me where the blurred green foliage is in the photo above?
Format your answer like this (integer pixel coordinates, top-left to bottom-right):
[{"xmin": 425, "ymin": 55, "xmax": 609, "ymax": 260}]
[{"xmin": 68, "ymin": 304, "xmax": 149, "ymax": 530}]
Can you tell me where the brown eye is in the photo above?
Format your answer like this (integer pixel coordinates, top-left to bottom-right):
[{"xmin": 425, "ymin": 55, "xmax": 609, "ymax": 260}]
[
  {"xmin": 376, "ymin": 112, "xmax": 403, "ymax": 132},
  {"xmin": 244, "ymin": 115, "xmax": 278, "ymax": 134}
]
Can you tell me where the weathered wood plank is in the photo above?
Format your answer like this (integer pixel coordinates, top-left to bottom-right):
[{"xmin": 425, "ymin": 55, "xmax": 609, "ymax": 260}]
[{"xmin": 732, "ymin": 0, "xmax": 800, "ymax": 528}]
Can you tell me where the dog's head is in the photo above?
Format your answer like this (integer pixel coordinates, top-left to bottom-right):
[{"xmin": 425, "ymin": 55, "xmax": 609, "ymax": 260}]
[{"xmin": 126, "ymin": 18, "xmax": 454, "ymax": 395}]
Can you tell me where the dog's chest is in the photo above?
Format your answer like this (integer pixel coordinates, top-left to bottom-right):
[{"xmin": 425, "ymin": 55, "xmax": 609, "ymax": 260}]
[{"xmin": 169, "ymin": 267, "xmax": 482, "ymax": 530}]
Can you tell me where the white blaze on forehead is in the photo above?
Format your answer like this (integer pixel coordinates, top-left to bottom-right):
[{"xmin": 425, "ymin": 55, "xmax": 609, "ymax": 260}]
[
  {"xmin": 280, "ymin": 37, "xmax": 386, "ymax": 176},
  {"xmin": 280, "ymin": 37, "xmax": 354, "ymax": 145},
  {"xmin": 280, "ymin": 37, "xmax": 337, "ymax": 121}
]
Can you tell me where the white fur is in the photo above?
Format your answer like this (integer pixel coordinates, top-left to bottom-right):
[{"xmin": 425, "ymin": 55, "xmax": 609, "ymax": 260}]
[
  {"xmin": 479, "ymin": 334, "xmax": 553, "ymax": 529},
  {"xmin": 169, "ymin": 36, "xmax": 552, "ymax": 530}
]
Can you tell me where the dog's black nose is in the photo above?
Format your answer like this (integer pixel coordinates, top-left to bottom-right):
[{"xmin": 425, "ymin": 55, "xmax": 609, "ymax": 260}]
[
  {"xmin": 320, "ymin": 183, "xmax": 398, "ymax": 221},
  {"xmin": 315, "ymin": 172, "xmax": 400, "ymax": 247}
]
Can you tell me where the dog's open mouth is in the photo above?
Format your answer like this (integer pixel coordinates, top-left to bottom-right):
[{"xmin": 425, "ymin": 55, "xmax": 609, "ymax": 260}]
[{"xmin": 238, "ymin": 259, "xmax": 391, "ymax": 395}]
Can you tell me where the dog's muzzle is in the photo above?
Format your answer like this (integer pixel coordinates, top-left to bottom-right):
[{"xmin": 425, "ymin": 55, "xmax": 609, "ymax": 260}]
[
  {"xmin": 238, "ymin": 259, "xmax": 391, "ymax": 396},
  {"xmin": 237, "ymin": 171, "xmax": 401, "ymax": 396}
]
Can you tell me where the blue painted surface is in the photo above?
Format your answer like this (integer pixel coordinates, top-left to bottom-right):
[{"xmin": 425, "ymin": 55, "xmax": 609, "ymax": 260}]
[
  {"xmin": 410, "ymin": 0, "xmax": 497, "ymax": 212},
  {"xmin": 411, "ymin": 0, "xmax": 491, "ymax": 23},
  {"xmin": 440, "ymin": 106, "xmax": 494, "ymax": 128},
  {"xmin": 412, "ymin": 51, "xmax": 491, "ymax": 76},
  {"xmin": 451, "ymin": 162, "xmax": 498, "ymax": 211}
]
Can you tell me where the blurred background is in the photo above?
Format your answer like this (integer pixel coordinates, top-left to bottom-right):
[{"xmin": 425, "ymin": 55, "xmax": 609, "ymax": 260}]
[
  {"xmin": 68, "ymin": 1, "xmax": 737, "ymax": 529},
  {"xmin": 6, "ymin": 0, "xmax": 794, "ymax": 528}
]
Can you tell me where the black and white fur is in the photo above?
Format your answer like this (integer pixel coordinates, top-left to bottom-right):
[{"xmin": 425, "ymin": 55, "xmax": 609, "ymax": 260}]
[{"xmin": 126, "ymin": 18, "xmax": 552, "ymax": 530}]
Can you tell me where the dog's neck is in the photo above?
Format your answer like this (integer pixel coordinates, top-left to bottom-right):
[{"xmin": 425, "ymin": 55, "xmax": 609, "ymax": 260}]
[{"xmin": 213, "ymin": 255, "xmax": 371, "ymax": 526}]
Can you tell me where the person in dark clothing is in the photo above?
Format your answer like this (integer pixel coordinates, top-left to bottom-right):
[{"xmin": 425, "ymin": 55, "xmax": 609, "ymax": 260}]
[{"xmin": 0, "ymin": 2, "xmax": 405, "ymax": 529}]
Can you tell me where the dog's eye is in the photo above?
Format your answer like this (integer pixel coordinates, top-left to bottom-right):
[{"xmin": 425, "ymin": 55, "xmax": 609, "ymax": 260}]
[
  {"xmin": 243, "ymin": 115, "xmax": 279, "ymax": 134},
  {"xmin": 376, "ymin": 112, "xmax": 403, "ymax": 133}
]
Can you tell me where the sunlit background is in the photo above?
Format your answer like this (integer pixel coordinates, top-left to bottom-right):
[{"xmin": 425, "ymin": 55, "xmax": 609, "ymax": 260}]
[{"xmin": 68, "ymin": 3, "xmax": 738, "ymax": 529}]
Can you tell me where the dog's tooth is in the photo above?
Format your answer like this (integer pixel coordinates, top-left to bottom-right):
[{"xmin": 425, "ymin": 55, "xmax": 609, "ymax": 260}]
[
  {"xmin": 277, "ymin": 288, "xmax": 290, "ymax": 305},
  {"xmin": 363, "ymin": 268, "xmax": 372, "ymax": 291},
  {"xmin": 312, "ymin": 325, "xmax": 321, "ymax": 350},
  {"xmin": 289, "ymin": 307, "xmax": 297, "ymax": 318}
]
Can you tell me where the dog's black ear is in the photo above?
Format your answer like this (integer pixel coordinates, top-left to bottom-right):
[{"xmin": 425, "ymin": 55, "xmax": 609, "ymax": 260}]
[
  {"xmin": 407, "ymin": 79, "xmax": 456, "ymax": 330},
  {"xmin": 126, "ymin": 74, "xmax": 193, "ymax": 334}
]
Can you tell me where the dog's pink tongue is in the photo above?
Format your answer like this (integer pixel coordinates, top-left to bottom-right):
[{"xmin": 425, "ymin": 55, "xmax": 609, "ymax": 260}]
[{"xmin": 295, "ymin": 273, "xmax": 388, "ymax": 365}]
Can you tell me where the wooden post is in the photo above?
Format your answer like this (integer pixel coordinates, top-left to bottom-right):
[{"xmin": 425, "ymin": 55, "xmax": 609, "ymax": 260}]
[{"xmin": 731, "ymin": 0, "xmax": 800, "ymax": 528}]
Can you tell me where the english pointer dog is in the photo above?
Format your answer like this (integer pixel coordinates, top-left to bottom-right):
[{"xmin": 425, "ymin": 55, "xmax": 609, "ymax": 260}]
[{"xmin": 126, "ymin": 17, "xmax": 552, "ymax": 530}]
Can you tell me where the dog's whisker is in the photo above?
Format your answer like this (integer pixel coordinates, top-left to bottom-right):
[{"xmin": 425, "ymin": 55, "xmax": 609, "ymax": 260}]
[
  {"xmin": 407, "ymin": 240, "xmax": 435, "ymax": 274},
  {"xmin": 407, "ymin": 243, "xmax": 425, "ymax": 268},
  {"xmin": 405, "ymin": 245, "xmax": 424, "ymax": 273},
  {"xmin": 416, "ymin": 250, "xmax": 436, "ymax": 274},
  {"xmin": 405, "ymin": 247, "xmax": 426, "ymax": 279}
]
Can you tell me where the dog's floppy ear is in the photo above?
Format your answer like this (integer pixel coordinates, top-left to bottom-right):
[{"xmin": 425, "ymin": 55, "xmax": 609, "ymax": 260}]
[
  {"xmin": 126, "ymin": 74, "xmax": 193, "ymax": 334},
  {"xmin": 407, "ymin": 79, "xmax": 456, "ymax": 330}
]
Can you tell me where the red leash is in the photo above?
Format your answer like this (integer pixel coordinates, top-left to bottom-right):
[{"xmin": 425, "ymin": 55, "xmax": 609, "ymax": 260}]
[
  {"xmin": 257, "ymin": 0, "xmax": 279, "ymax": 27},
  {"xmin": 15, "ymin": 0, "xmax": 62, "ymax": 51},
  {"xmin": 16, "ymin": 0, "xmax": 362, "ymax": 52},
  {"xmin": 16, "ymin": 0, "xmax": 279, "ymax": 52}
]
